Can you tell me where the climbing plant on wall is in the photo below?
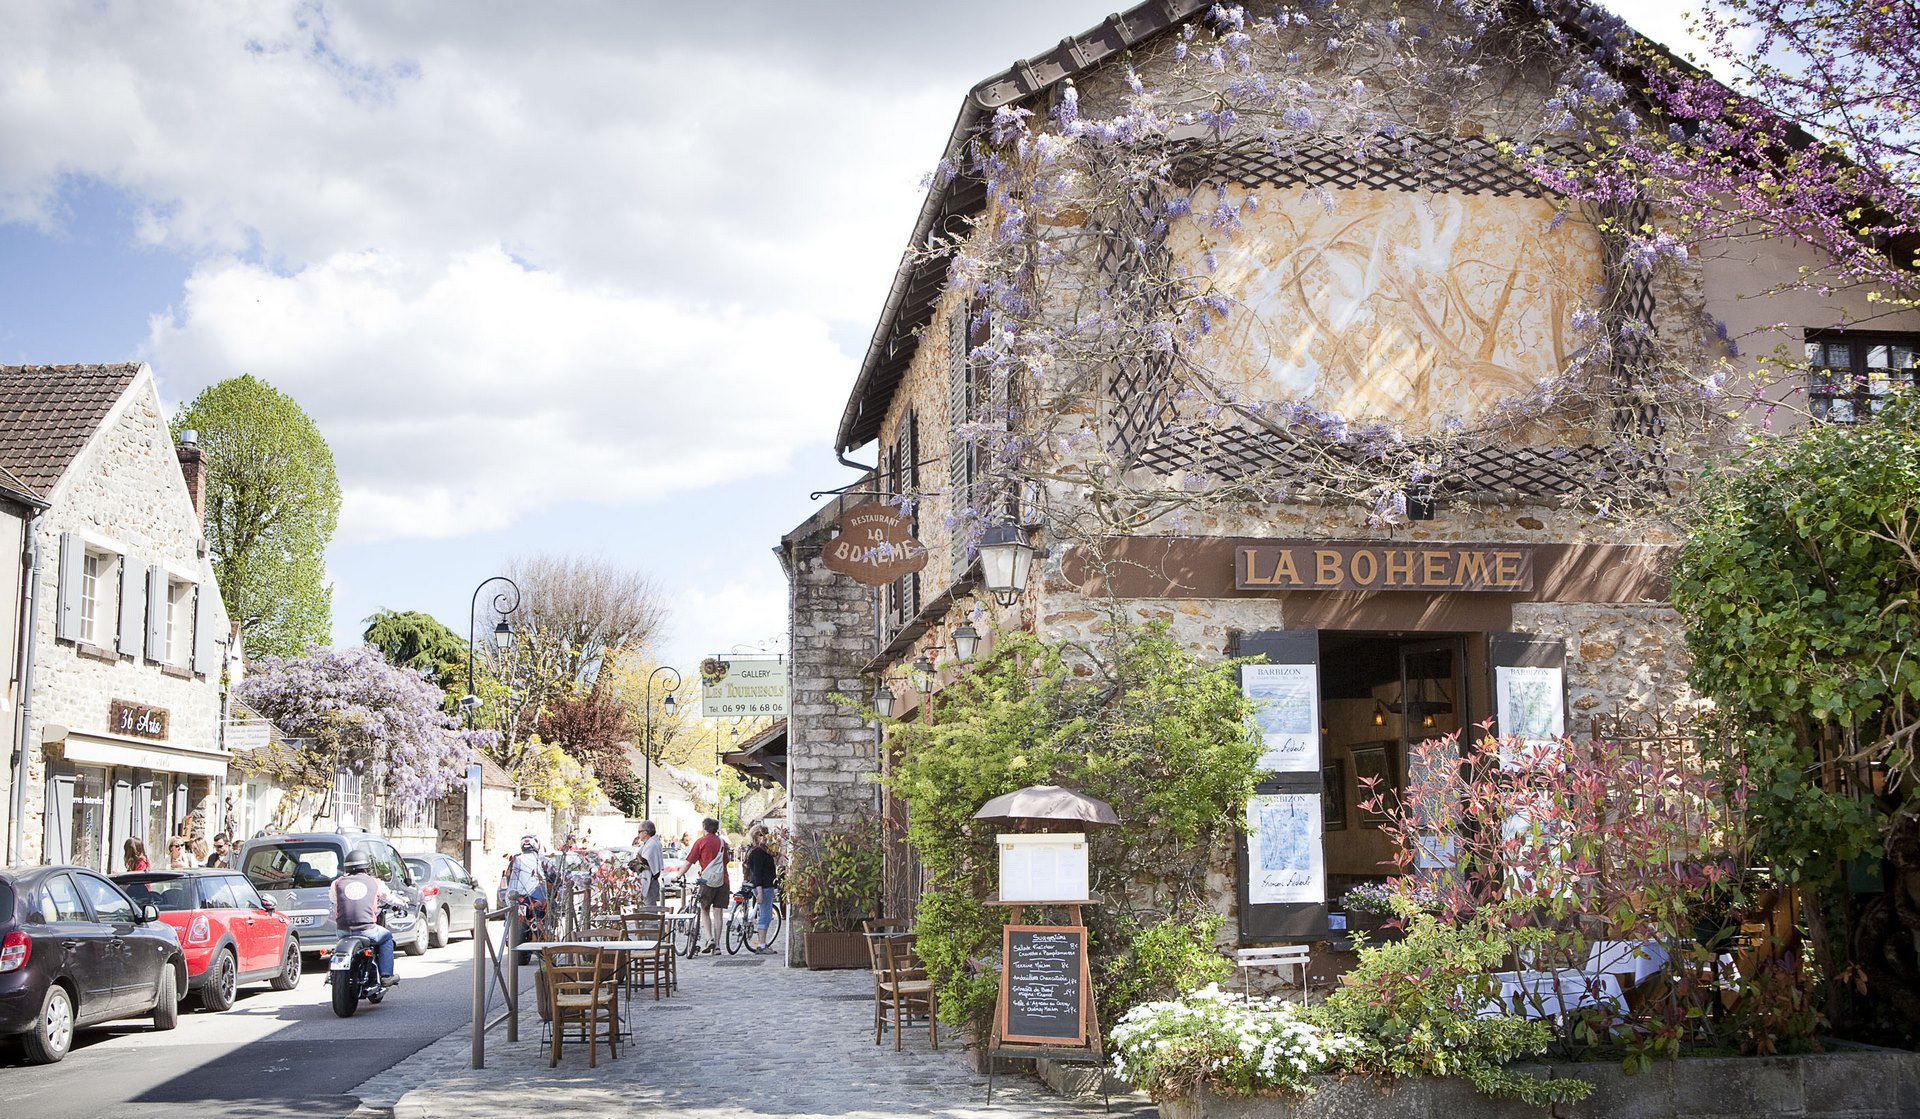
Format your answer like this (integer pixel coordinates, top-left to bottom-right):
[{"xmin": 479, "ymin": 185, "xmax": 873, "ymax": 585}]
[{"xmin": 879, "ymin": 623, "xmax": 1260, "ymax": 1040}]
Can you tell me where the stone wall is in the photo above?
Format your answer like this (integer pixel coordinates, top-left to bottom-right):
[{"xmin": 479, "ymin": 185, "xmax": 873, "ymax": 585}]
[{"xmin": 781, "ymin": 497, "xmax": 880, "ymax": 835}]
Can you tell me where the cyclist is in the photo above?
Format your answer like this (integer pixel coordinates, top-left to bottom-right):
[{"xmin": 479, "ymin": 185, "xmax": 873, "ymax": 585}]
[
  {"xmin": 741, "ymin": 825, "xmax": 779, "ymax": 953},
  {"xmin": 684, "ymin": 817, "xmax": 729, "ymax": 955}
]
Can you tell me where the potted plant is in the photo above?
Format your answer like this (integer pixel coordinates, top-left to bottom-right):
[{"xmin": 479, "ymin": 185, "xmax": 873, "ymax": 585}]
[
  {"xmin": 1338, "ymin": 881, "xmax": 1428, "ymax": 940},
  {"xmin": 787, "ymin": 819, "xmax": 884, "ymax": 969}
]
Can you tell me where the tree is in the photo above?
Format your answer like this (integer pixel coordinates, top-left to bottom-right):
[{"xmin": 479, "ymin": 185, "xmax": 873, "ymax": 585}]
[
  {"xmin": 534, "ymin": 685, "xmax": 637, "ymax": 805},
  {"xmin": 172, "ymin": 376, "xmax": 340, "ymax": 659},
  {"xmin": 600, "ymin": 651, "xmax": 702, "ymax": 772},
  {"xmin": 1671, "ymin": 393, "xmax": 1920, "ymax": 1041},
  {"xmin": 501, "ymin": 553, "xmax": 666, "ymax": 699},
  {"xmin": 234, "ymin": 645, "xmax": 482, "ymax": 824},
  {"xmin": 363, "ymin": 609, "xmax": 468, "ymax": 697}
]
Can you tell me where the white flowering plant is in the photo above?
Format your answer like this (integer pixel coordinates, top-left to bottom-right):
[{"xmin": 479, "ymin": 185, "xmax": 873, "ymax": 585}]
[{"xmin": 1109, "ymin": 984, "xmax": 1362, "ymax": 1098}]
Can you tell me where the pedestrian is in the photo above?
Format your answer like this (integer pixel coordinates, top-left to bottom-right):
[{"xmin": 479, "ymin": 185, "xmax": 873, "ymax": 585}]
[
  {"xmin": 504, "ymin": 835, "xmax": 552, "ymax": 943},
  {"xmin": 630, "ymin": 820, "xmax": 664, "ymax": 905},
  {"xmin": 684, "ymin": 817, "xmax": 729, "ymax": 955},
  {"xmin": 191, "ymin": 838, "xmax": 210, "ymax": 866},
  {"xmin": 206, "ymin": 833, "xmax": 232, "ymax": 868},
  {"xmin": 166, "ymin": 837, "xmax": 192, "ymax": 869},
  {"xmin": 123, "ymin": 837, "xmax": 150, "ymax": 873},
  {"xmin": 742, "ymin": 825, "xmax": 778, "ymax": 953}
]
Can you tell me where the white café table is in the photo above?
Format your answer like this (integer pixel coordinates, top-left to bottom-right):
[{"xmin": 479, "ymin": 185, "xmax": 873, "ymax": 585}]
[
  {"xmin": 1585, "ymin": 940, "xmax": 1670, "ymax": 985},
  {"xmin": 1479, "ymin": 969, "xmax": 1626, "ymax": 1020}
]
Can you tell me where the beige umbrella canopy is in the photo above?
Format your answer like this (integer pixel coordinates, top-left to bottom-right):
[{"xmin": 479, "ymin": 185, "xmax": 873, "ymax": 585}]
[{"xmin": 972, "ymin": 784, "xmax": 1121, "ymax": 828}]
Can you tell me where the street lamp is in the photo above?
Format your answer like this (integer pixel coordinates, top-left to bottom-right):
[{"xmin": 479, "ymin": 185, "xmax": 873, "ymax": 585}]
[
  {"xmin": 950, "ymin": 622, "xmax": 981, "ymax": 663},
  {"xmin": 466, "ymin": 576, "xmax": 521, "ymax": 730},
  {"xmin": 643, "ymin": 666, "xmax": 681, "ymax": 822},
  {"xmin": 977, "ymin": 524, "xmax": 1035, "ymax": 608},
  {"xmin": 873, "ymin": 678, "xmax": 898, "ymax": 719}
]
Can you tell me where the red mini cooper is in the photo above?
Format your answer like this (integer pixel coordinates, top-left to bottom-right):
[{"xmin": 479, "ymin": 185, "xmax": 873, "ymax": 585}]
[{"xmin": 113, "ymin": 869, "xmax": 301, "ymax": 1011}]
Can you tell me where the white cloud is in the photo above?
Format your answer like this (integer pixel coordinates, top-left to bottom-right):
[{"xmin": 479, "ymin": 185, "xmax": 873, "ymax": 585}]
[
  {"xmin": 658, "ymin": 579, "xmax": 791, "ymax": 672},
  {"xmin": 144, "ymin": 247, "xmax": 849, "ymax": 542}
]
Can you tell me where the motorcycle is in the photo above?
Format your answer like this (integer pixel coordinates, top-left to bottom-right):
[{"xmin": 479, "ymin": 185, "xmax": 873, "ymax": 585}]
[{"xmin": 325, "ymin": 900, "xmax": 411, "ymax": 1018}]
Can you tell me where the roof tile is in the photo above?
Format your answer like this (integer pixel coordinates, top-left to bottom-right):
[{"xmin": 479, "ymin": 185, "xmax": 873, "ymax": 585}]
[{"xmin": 0, "ymin": 364, "xmax": 141, "ymax": 495}]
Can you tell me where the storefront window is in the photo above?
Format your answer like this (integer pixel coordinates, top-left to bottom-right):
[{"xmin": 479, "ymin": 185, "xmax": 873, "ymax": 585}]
[{"xmin": 71, "ymin": 769, "xmax": 107, "ymax": 870}]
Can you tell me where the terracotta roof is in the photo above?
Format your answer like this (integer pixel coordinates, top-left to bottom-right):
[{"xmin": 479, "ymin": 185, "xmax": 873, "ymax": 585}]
[
  {"xmin": 0, "ymin": 364, "xmax": 142, "ymax": 496},
  {"xmin": 0, "ymin": 461, "xmax": 43, "ymax": 507}
]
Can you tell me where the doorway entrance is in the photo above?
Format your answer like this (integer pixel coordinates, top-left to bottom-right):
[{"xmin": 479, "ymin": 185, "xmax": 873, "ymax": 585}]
[{"xmin": 1315, "ymin": 632, "xmax": 1469, "ymax": 890}]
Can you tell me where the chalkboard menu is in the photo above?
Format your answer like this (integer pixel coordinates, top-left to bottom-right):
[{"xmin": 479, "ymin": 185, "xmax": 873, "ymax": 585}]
[{"xmin": 998, "ymin": 925, "xmax": 1090, "ymax": 1047}]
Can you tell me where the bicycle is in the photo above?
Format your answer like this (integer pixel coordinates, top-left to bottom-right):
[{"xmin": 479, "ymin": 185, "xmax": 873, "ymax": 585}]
[
  {"xmin": 665, "ymin": 873, "xmax": 702, "ymax": 957},
  {"xmin": 723, "ymin": 882, "xmax": 785, "ymax": 955}
]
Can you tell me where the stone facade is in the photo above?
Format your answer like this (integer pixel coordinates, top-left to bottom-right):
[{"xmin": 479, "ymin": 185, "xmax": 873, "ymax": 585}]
[
  {"xmin": 779, "ymin": 494, "xmax": 880, "ymax": 835},
  {"xmin": 21, "ymin": 367, "xmax": 233, "ymax": 869}
]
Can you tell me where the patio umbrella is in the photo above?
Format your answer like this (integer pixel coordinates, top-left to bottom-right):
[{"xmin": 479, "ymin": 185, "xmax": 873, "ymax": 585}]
[{"xmin": 972, "ymin": 784, "xmax": 1121, "ymax": 828}]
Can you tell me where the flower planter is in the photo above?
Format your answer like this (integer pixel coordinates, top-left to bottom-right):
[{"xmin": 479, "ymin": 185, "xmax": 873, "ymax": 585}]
[
  {"xmin": 1156, "ymin": 1048, "xmax": 1920, "ymax": 1119},
  {"xmin": 1339, "ymin": 912, "xmax": 1403, "ymax": 942},
  {"xmin": 803, "ymin": 930, "xmax": 871, "ymax": 969}
]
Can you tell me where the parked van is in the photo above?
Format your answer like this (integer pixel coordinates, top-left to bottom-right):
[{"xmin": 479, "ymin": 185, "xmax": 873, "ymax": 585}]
[{"xmin": 235, "ymin": 833, "xmax": 427, "ymax": 959}]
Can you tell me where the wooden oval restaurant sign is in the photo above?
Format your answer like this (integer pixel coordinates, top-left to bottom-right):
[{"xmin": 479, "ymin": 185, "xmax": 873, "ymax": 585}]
[{"xmin": 824, "ymin": 502, "xmax": 929, "ymax": 586}]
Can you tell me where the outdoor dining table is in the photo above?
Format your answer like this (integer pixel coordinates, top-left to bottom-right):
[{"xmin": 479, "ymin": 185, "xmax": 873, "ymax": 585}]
[{"xmin": 1480, "ymin": 969, "xmax": 1626, "ymax": 1021}]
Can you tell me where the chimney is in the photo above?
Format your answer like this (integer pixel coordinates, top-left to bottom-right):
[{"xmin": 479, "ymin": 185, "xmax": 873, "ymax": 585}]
[{"xmin": 176, "ymin": 429, "xmax": 205, "ymax": 526}]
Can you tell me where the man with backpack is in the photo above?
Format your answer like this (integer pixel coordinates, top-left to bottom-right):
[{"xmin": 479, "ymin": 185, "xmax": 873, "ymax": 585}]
[{"xmin": 684, "ymin": 818, "xmax": 729, "ymax": 955}]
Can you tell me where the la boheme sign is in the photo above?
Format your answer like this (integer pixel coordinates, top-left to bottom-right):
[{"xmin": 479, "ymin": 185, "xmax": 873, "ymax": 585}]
[
  {"xmin": 822, "ymin": 502, "xmax": 929, "ymax": 586},
  {"xmin": 108, "ymin": 700, "xmax": 169, "ymax": 740},
  {"xmin": 1235, "ymin": 541, "xmax": 1535, "ymax": 593}
]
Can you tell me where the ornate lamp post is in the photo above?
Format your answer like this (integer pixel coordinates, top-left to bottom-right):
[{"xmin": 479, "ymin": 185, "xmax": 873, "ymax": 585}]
[
  {"xmin": 644, "ymin": 666, "xmax": 680, "ymax": 821},
  {"xmin": 465, "ymin": 576, "xmax": 521, "ymax": 730}
]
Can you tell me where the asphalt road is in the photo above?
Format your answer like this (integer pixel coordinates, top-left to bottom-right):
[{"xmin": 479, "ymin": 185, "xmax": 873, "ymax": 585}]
[{"xmin": 0, "ymin": 935, "xmax": 477, "ymax": 1118}]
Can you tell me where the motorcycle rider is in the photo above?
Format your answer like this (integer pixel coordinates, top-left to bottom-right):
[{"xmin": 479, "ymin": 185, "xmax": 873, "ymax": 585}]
[{"xmin": 330, "ymin": 850, "xmax": 399, "ymax": 986}]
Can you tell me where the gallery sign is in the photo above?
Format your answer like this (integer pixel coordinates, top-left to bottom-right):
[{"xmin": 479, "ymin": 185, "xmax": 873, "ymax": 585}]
[
  {"xmin": 699, "ymin": 657, "xmax": 789, "ymax": 718},
  {"xmin": 1235, "ymin": 542, "xmax": 1535, "ymax": 592},
  {"xmin": 108, "ymin": 700, "xmax": 168, "ymax": 740},
  {"xmin": 822, "ymin": 502, "xmax": 928, "ymax": 586}
]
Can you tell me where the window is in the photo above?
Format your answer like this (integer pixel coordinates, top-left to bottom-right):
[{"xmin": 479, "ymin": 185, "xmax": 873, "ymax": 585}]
[
  {"xmin": 241, "ymin": 842, "xmax": 341, "ymax": 891},
  {"xmin": 40, "ymin": 875, "xmax": 89, "ymax": 923},
  {"xmin": 79, "ymin": 553, "xmax": 102, "ymax": 643},
  {"xmin": 1808, "ymin": 332, "xmax": 1919, "ymax": 422},
  {"xmin": 164, "ymin": 579, "xmax": 193, "ymax": 664},
  {"xmin": 224, "ymin": 875, "xmax": 266, "ymax": 911},
  {"xmin": 135, "ymin": 879, "xmax": 199, "ymax": 912},
  {"xmin": 74, "ymin": 873, "xmax": 137, "ymax": 924},
  {"xmin": 198, "ymin": 876, "xmax": 243, "ymax": 911}
]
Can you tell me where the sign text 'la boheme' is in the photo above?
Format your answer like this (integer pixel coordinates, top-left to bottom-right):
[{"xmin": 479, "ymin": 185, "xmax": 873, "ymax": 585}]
[{"xmin": 1234, "ymin": 542, "xmax": 1535, "ymax": 593}]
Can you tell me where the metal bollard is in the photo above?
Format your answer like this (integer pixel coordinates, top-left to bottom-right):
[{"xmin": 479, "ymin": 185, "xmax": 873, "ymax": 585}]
[{"xmin": 471, "ymin": 897, "xmax": 488, "ymax": 1068}]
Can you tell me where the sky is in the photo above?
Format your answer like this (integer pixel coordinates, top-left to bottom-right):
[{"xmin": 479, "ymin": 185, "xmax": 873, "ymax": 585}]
[{"xmin": 0, "ymin": 0, "xmax": 1712, "ymax": 675}]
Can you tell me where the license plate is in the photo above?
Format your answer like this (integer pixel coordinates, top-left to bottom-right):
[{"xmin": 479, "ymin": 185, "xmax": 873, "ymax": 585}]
[
  {"xmin": 293, "ymin": 916, "xmax": 318, "ymax": 927},
  {"xmin": 330, "ymin": 952, "xmax": 352, "ymax": 971}
]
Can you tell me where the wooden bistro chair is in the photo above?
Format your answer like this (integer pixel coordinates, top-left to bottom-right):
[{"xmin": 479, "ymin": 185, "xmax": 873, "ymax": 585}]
[
  {"xmin": 541, "ymin": 945, "xmax": 620, "ymax": 1068},
  {"xmin": 875, "ymin": 932, "xmax": 937, "ymax": 1051},
  {"xmin": 621, "ymin": 908, "xmax": 673, "ymax": 1001}
]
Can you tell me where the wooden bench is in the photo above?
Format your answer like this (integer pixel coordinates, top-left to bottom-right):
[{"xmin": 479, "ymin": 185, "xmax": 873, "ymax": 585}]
[{"xmin": 1235, "ymin": 944, "xmax": 1311, "ymax": 1002}]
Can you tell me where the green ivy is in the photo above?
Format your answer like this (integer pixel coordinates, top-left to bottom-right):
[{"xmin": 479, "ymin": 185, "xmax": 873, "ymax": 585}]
[
  {"xmin": 881, "ymin": 623, "xmax": 1260, "ymax": 1041},
  {"xmin": 1670, "ymin": 395, "xmax": 1920, "ymax": 881}
]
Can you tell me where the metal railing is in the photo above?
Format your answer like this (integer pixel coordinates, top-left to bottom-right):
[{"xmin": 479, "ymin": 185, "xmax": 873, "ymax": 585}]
[{"xmin": 468, "ymin": 898, "xmax": 520, "ymax": 1068}]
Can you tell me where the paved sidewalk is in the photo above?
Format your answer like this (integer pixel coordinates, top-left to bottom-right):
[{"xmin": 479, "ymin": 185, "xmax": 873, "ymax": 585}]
[{"xmin": 351, "ymin": 946, "xmax": 1151, "ymax": 1119}]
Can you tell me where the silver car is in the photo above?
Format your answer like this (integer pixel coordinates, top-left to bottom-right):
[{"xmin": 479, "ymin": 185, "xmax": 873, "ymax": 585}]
[
  {"xmin": 402, "ymin": 854, "xmax": 486, "ymax": 947},
  {"xmin": 236, "ymin": 833, "xmax": 428, "ymax": 959}
]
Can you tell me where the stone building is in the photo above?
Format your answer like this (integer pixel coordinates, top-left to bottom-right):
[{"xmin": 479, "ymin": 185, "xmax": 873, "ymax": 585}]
[
  {"xmin": 0, "ymin": 364, "xmax": 234, "ymax": 870},
  {"xmin": 785, "ymin": 0, "xmax": 1920, "ymax": 938}
]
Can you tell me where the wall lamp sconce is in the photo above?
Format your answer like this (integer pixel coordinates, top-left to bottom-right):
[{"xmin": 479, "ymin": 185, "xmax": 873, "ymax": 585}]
[
  {"xmin": 950, "ymin": 623, "xmax": 981, "ymax": 663},
  {"xmin": 911, "ymin": 652, "xmax": 937, "ymax": 694},
  {"xmin": 977, "ymin": 524, "xmax": 1035, "ymax": 608}
]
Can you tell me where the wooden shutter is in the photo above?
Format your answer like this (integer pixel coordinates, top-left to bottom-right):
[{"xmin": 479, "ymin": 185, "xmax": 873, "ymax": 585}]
[
  {"xmin": 118, "ymin": 556, "xmax": 146, "ymax": 659},
  {"xmin": 900, "ymin": 410, "xmax": 919, "ymax": 619},
  {"xmin": 947, "ymin": 307, "xmax": 974, "ymax": 579},
  {"xmin": 145, "ymin": 565, "xmax": 167, "ymax": 660},
  {"xmin": 1229, "ymin": 629, "xmax": 1330, "ymax": 942},
  {"xmin": 55, "ymin": 533, "xmax": 83, "ymax": 642},
  {"xmin": 44, "ymin": 773, "xmax": 75, "ymax": 865},
  {"xmin": 192, "ymin": 583, "xmax": 218, "ymax": 676}
]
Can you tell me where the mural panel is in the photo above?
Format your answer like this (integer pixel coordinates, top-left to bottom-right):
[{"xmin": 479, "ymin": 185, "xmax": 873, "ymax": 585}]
[{"xmin": 1175, "ymin": 186, "xmax": 1604, "ymax": 433}]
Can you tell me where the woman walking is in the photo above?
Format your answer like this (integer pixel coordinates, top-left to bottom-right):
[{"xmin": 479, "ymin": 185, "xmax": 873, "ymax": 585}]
[{"xmin": 742, "ymin": 826, "xmax": 778, "ymax": 953}]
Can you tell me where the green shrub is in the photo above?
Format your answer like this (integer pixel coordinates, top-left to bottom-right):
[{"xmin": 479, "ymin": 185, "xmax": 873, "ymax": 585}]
[
  {"xmin": 1111, "ymin": 984, "xmax": 1362, "ymax": 1098},
  {"xmin": 1317, "ymin": 913, "xmax": 1592, "ymax": 1107},
  {"xmin": 786, "ymin": 817, "xmax": 883, "ymax": 933}
]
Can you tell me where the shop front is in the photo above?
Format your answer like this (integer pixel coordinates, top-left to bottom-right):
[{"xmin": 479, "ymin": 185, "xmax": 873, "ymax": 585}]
[
  {"xmin": 44, "ymin": 718, "xmax": 226, "ymax": 873},
  {"xmin": 1056, "ymin": 535, "xmax": 1687, "ymax": 942}
]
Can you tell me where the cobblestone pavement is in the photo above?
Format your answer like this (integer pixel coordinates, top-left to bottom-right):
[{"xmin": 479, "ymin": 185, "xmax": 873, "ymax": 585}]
[{"xmin": 351, "ymin": 947, "xmax": 1152, "ymax": 1119}]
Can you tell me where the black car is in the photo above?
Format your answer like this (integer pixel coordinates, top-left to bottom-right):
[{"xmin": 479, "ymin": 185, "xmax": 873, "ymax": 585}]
[{"xmin": 0, "ymin": 865, "xmax": 186, "ymax": 1063}]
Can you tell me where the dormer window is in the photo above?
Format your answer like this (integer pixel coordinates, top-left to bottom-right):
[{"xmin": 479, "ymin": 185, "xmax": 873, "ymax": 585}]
[{"xmin": 1808, "ymin": 332, "xmax": 1918, "ymax": 423}]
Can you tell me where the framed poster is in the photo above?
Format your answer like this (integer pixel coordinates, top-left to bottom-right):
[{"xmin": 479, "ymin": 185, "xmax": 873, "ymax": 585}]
[
  {"xmin": 1242, "ymin": 662, "xmax": 1320, "ymax": 774},
  {"xmin": 1351, "ymin": 743, "xmax": 1399, "ymax": 827},
  {"xmin": 1321, "ymin": 761, "xmax": 1347, "ymax": 830},
  {"xmin": 1245, "ymin": 792, "xmax": 1324, "ymax": 905}
]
